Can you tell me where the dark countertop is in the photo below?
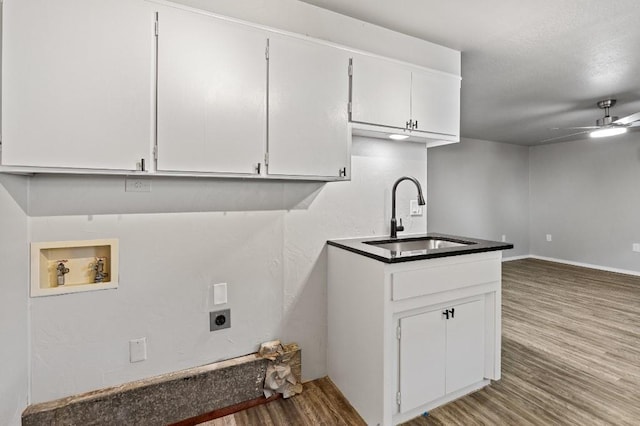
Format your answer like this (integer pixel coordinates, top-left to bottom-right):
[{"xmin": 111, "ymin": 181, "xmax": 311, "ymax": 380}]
[{"xmin": 327, "ymin": 232, "xmax": 514, "ymax": 264}]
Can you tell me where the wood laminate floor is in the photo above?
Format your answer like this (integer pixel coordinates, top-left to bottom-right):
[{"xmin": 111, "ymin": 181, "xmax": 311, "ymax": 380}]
[
  {"xmin": 203, "ymin": 259, "xmax": 640, "ymax": 425},
  {"xmin": 200, "ymin": 377, "xmax": 364, "ymax": 426}
]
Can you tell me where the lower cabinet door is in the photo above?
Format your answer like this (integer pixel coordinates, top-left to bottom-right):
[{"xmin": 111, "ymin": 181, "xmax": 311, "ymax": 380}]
[
  {"xmin": 399, "ymin": 310, "xmax": 446, "ymax": 413},
  {"xmin": 398, "ymin": 298, "xmax": 486, "ymax": 413},
  {"xmin": 445, "ymin": 299, "xmax": 485, "ymax": 393}
]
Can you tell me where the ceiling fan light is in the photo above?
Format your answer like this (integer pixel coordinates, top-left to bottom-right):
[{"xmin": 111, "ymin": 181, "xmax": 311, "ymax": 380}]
[{"xmin": 590, "ymin": 127, "xmax": 627, "ymax": 138}]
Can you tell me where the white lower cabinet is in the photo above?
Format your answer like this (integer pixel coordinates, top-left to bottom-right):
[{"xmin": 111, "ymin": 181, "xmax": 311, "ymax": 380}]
[
  {"xmin": 399, "ymin": 298, "xmax": 485, "ymax": 413},
  {"xmin": 328, "ymin": 248, "xmax": 503, "ymax": 426},
  {"xmin": 399, "ymin": 309, "xmax": 447, "ymax": 412}
]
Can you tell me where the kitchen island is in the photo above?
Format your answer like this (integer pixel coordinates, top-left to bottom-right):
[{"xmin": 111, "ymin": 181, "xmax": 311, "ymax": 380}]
[{"xmin": 327, "ymin": 233, "xmax": 512, "ymax": 425}]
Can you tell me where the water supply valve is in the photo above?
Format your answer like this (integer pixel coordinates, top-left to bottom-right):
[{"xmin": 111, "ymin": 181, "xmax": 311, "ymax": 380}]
[{"xmin": 56, "ymin": 261, "xmax": 69, "ymax": 286}]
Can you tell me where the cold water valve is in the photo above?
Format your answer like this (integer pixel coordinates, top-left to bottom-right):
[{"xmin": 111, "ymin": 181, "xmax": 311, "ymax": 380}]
[
  {"xmin": 91, "ymin": 258, "xmax": 109, "ymax": 283},
  {"xmin": 56, "ymin": 261, "xmax": 69, "ymax": 286}
]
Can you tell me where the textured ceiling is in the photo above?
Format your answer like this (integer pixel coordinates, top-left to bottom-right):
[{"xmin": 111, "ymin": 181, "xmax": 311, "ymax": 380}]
[{"xmin": 300, "ymin": 0, "xmax": 640, "ymax": 145}]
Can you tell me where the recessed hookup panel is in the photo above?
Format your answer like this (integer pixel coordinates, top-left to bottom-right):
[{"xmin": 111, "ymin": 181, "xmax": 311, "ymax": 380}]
[{"xmin": 210, "ymin": 309, "xmax": 231, "ymax": 331}]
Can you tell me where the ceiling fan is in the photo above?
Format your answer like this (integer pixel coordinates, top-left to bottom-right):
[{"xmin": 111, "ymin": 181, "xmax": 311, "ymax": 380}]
[{"xmin": 543, "ymin": 99, "xmax": 640, "ymax": 143}]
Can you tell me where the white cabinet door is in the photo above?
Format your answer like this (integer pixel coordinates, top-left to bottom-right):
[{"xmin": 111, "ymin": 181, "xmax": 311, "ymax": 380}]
[
  {"xmin": 267, "ymin": 35, "xmax": 350, "ymax": 178},
  {"xmin": 399, "ymin": 310, "xmax": 446, "ymax": 413},
  {"xmin": 399, "ymin": 298, "xmax": 485, "ymax": 413},
  {"xmin": 445, "ymin": 299, "xmax": 485, "ymax": 393},
  {"xmin": 411, "ymin": 70, "xmax": 461, "ymax": 137},
  {"xmin": 2, "ymin": 0, "xmax": 152, "ymax": 170},
  {"xmin": 351, "ymin": 55, "xmax": 411, "ymax": 130},
  {"xmin": 156, "ymin": 6, "xmax": 266, "ymax": 174}
]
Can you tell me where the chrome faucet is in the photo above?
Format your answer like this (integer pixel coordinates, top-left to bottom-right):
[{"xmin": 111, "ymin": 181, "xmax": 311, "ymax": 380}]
[{"xmin": 390, "ymin": 176, "xmax": 426, "ymax": 238}]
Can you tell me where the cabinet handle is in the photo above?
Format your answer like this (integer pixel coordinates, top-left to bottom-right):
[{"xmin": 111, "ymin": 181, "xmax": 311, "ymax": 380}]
[
  {"xmin": 413, "ymin": 120, "xmax": 418, "ymax": 129},
  {"xmin": 442, "ymin": 310, "xmax": 450, "ymax": 320},
  {"xmin": 450, "ymin": 308, "xmax": 455, "ymax": 319},
  {"xmin": 339, "ymin": 167, "xmax": 347, "ymax": 177},
  {"xmin": 255, "ymin": 163, "xmax": 261, "ymax": 174},
  {"xmin": 406, "ymin": 120, "xmax": 412, "ymax": 129}
]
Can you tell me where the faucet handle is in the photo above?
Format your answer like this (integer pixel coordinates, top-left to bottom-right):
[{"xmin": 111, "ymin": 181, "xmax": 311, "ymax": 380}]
[{"xmin": 397, "ymin": 218, "xmax": 405, "ymax": 232}]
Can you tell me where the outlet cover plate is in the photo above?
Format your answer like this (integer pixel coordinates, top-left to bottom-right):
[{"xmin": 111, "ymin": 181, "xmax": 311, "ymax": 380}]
[
  {"xmin": 409, "ymin": 200, "xmax": 423, "ymax": 216},
  {"xmin": 633, "ymin": 243, "xmax": 640, "ymax": 253},
  {"xmin": 213, "ymin": 283, "xmax": 228, "ymax": 305},
  {"xmin": 210, "ymin": 309, "xmax": 231, "ymax": 331},
  {"xmin": 125, "ymin": 178, "xmax": 151, "ymax": 192}
]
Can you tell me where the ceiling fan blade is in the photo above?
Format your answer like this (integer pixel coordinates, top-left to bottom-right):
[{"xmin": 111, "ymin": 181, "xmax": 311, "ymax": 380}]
[
  {"xmin": 540, "ymin": 130, "xmax": 592, "ymax": 143},
  {"xmin": 613, "ymin": 112, "xmax": 640, "ymax": 125}
]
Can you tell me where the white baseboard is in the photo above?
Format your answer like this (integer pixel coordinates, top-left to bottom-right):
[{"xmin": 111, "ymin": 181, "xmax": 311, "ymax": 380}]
[
  {"xmin": 502, "ymin": 255, "xmax": 530, "ymax": 262},
  {"xmin": 507, "ymin": 254, "xmax": 640, "ymax": 277}
]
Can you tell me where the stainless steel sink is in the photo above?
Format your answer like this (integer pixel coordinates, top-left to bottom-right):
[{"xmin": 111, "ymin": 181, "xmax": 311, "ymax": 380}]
[{"xmin": 364, "ymin": 237, "xmax": 474, "ymax": 253}]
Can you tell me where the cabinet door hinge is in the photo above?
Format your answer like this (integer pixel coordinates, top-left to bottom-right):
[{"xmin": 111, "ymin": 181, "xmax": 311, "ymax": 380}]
[
  {"xmin": 396, "ymin": 392, "xmax": 401, "ymax": 406},
  {"xmin": 396, "ymin": 325, "xmax": 401, "ymax": 340},
  {"xmin": 153, "ymin": 146, "xmax": 158, "ymax": 160},
  {"xmin": 154, "ymin": 15, "xmax": 159, "ymax": 37},
  {"xmin": 264, "ymin": 152, "xmax": 269, "ymax": 166}
]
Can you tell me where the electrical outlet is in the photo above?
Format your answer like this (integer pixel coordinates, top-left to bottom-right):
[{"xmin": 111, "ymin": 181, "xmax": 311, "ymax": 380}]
[
  {"xmin": 129, "ymin": 338, "xmax": 147, "ymax": 363},
  {"xmin": 501, "ymin": 235, "xmax": 506, "ymax": 242},
  {"xmin": 546, "ymin": 234, "xmax": 552, "ymax": 242},
  {"xmin": 210, "ymin": 309, "xmax": 231, "ymax": 331},
  {"xmin": 125, "ymin": 178, "xmax": 151, "ymax": 192},
  {"xmin": 409, "ymin": 200, "xmax": 423, "ymax": 216},
  {"xmin": 633, "ymin": 243, "xmax": 640, "ymax": 253}
]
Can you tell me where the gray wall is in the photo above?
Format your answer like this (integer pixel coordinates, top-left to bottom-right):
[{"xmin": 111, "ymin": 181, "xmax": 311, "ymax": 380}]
[
  {"xmin": 1, "ymin": 0, "xmax": 446, "ymax": 407},
  {"xmin": 0, "ymin": 175, "xmax": 29, "ymax": 426},
  {"xmin": 530, "ymin": 132, "xmax": 640, "ymax": 272},
  {"xmin": 427, "ymin": 138, "xmax": 530, "ymax": 258},
  {"xmin": 23, "ymin": 137, "xmax": 427, "ymax": 403}
]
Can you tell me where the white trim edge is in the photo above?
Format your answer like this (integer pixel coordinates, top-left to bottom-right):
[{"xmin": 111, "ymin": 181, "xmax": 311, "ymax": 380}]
[
  {"xmin": 502, "ymin": 255, "xmax": 530, "ymax": 262},
  {"xmin": 505, "ymin": 255, "xmax": 640, "ymax": 277}
]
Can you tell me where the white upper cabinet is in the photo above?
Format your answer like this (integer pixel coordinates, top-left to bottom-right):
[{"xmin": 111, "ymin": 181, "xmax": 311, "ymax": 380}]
[
  {"xmin": 411, "ymin": 69, "xmax": 461, "ymax": 137},
  {"xmin": 156, "ymin": 6, "xmax": 267, "ymax": 175},
  {"xmin": 1, "ymin": 0, "xmax": 152, "ymax": 170},
  {"xmin": 267, "ymin": 35, "xmax": 350, "ymax": 178},
  {"xmin": 351, "ymin": 54, "xmax": 411, "ymax": 130},
  {"xmin": 351, "ymin": 54, "xmax": 460, "ymax": 139}
]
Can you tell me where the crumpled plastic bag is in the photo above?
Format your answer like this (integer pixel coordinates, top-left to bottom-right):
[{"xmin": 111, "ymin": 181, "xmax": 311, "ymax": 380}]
[{"xmin": 259, "ymin": 340, "xmax": 303, "ymax": 398}]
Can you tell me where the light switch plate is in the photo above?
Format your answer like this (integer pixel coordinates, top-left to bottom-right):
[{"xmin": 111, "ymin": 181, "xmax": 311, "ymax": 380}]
[
  {"xmin": 129, "ymin": 337, "xmax": 147, "ymax": 363},
  {"xmin": 633, "ymin": 243, "xmax": 640, "ymax": 252},
  {"xmin": 213, "ymin": 283, "xmax": 228, "ymax": 305}
]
